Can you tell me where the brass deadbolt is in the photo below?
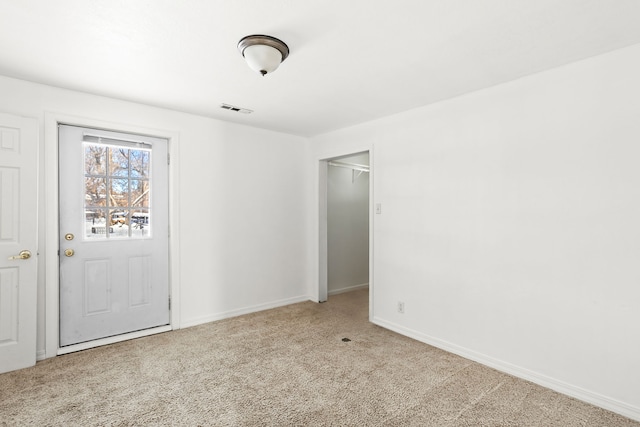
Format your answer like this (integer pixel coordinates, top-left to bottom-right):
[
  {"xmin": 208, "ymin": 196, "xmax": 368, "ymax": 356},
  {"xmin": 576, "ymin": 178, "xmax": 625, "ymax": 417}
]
[{"xmin": 65, "ymin": 233, "xmax": 74, "ymax": 241}]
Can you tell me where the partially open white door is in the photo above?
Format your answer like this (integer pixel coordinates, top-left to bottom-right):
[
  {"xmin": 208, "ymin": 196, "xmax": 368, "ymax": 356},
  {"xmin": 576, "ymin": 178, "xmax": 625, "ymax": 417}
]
[{"xmin": 0, "ymin": 113, "xmax": 38, "ymax": 374}]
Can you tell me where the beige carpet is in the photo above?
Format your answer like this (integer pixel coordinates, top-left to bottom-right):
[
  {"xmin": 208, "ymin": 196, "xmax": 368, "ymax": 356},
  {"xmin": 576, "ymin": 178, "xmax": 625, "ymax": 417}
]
[{"xmin": 1, "ymin": 289, "xmax": 637, "ymax": 426}]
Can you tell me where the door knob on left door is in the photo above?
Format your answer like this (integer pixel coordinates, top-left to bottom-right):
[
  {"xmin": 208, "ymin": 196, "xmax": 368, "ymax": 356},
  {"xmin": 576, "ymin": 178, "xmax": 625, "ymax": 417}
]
[
  {"xmin": 8, "ymin": 250, "xmax": 32, "ymax": 260},
  {"xmin": 64, "ymin": 249, "xmax": 75, "ymax": 257}
]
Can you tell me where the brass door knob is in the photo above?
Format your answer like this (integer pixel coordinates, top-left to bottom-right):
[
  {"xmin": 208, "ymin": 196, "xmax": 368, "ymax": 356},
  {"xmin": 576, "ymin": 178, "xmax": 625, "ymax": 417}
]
[
  {"xmin": 8, "ymin": 250, "xmax": 32, "ymax": 260},
  {"xmin": 64, "ymin": 249, "xmax": 75, "ymax": 257}
]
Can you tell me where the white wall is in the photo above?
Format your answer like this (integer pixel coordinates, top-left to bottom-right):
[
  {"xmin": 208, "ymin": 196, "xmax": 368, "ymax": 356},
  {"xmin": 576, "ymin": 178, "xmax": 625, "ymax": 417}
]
[
  {"xmin": 311, "ymin": 44, "xmax": 640, "ymax": 420},
  {"xmin": 0, "ymin": 75, "xmax": 311, "ymax": 356},
  {"xmin": 327, "ymin": 153, "xmax": 369, "ymax": 294},
  {"xmin": 4, "ymin": 39, "xmax": 640, "ymax": 421}
]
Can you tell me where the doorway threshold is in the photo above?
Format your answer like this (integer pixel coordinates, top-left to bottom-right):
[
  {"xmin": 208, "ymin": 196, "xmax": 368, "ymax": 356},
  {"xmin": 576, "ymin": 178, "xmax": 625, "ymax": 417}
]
[{"xmin": 57, "ymin": 325, "xmax": 172, "ymax": 355}]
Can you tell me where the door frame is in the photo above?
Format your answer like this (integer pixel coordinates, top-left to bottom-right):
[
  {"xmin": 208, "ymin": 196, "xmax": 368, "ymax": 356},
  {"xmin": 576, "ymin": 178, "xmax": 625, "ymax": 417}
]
[
  {"xmin": 315, "ymin": 146, "xmax": 374, "ymax": 320},
  {"xmin": 44, "ymin": 113, "xmax": 181, "ymax": 357}
]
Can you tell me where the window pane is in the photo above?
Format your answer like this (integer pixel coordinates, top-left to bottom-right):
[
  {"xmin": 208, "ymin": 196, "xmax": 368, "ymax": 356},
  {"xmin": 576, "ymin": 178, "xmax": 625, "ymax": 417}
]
[
  {"xmin": 84, "ymin": 144, "xmax": 106, "ymax": 175},
  {"xmin": 131, "ymin": 209, "xmax": 150, "ymax": 238},
  {"xmin": 131, "ymin": 180, "xmax": 149, "ymax": 207},
  {"xmin": 109, "ymin": 209, "xmax": 130, "ymax": 238},
  {"xmin": 110, "ymin": 178, "xmax": 129, "ymax": 207},
  {"xmin": 85, "ymin": 177, "xmax": 107, "ymax": 207},
  {"xmin": 85, "ymin": 209, "xmax": 108, "ymax": 239},
  {"xmin": 110, "ymin": 147, "xmax": 129, "ymax": 177},
  {"xmin": 130, "ymin": 150, "xmax": 150, "ymax": 178},
  {"xmin": 109, "ymin": 209, "xmax": 128, "ymax": 225}
]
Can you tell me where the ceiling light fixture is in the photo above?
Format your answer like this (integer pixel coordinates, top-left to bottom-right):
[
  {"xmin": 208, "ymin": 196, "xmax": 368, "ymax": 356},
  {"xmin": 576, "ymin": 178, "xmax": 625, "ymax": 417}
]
[{"xmin": 238, "ymin": 34, "xmax": 289, "ymax": 76}]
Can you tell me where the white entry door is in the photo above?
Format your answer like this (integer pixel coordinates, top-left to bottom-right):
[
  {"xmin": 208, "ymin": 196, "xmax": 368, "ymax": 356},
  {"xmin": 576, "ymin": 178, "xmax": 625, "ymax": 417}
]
[
  {"xmin": 0, "ymin": 113, "xmax": 38, "ymax": 373},
  {"xmin": 58, "ymin": 125, "xmax": 169, "ymax": 347}
]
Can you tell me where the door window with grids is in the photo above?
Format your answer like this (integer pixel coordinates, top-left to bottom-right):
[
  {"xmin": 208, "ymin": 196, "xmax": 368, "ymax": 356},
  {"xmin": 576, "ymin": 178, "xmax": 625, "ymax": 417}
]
[{"xmin": 83, "ymin": 137, "xmax": 152, "ymax": 239}]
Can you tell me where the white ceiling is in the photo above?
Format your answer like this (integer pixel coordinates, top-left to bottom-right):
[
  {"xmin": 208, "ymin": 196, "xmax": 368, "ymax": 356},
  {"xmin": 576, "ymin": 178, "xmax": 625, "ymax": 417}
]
[{"xmin": 2, "ymin": 1, "xmax": 640, "ymax": 137}]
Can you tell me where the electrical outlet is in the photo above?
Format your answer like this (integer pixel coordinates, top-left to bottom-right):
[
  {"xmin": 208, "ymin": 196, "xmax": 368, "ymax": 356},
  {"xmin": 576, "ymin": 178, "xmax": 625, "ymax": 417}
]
[{"xmin": 397, "ymin": 301, "xmax": 405, "ymax": 314}]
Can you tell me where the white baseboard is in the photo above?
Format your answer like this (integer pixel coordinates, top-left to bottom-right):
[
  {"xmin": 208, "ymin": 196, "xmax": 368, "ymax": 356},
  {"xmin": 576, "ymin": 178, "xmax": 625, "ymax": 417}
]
[
  {"xmin": 371, "ymin": 316, "xmax": 640, "ymax": 422},
  {"xmin": 180, "ymin": 295, "xmax": 311, "ymax": 329},
  {"xmin": 36, "ymin": 350, "xmax": 46, "ymax": 361},
  {"xmin": 328, "ymin": 283, "xmax": 369, "ymax": 296}
]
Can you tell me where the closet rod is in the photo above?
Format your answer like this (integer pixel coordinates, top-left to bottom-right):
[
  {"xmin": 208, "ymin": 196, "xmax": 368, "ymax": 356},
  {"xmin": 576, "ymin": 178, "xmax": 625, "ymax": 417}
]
[{"xmin": 328, "ymin": 160, "xmax": 369, "ymax": 173}]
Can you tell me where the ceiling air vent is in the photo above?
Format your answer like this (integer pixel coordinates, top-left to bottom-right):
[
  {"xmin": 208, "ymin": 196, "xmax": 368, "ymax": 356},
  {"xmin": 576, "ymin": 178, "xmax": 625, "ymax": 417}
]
[{"xmin": 220, "ymin": 103, "xmax": 253, "ymax": 114}]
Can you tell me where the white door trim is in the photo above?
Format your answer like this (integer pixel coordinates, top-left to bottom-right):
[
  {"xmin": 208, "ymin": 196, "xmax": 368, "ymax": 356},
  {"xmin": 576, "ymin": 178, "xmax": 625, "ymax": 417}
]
[
  {"xmin": 315, "ymin": 146, "xmax": 374, "ymax": 321},
  {"xmin": 44, "ymin": 112, "xmax": 181, "ymax": 358}
]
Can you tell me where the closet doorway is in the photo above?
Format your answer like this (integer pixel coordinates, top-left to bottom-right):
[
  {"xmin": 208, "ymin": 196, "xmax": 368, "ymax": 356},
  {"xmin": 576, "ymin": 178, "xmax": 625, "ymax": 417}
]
[{"xmin": 319, "ymin": 151, "xmax": 370, "ymax": 307}]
